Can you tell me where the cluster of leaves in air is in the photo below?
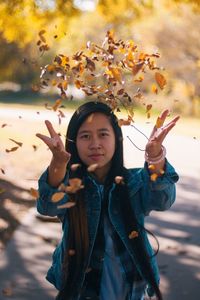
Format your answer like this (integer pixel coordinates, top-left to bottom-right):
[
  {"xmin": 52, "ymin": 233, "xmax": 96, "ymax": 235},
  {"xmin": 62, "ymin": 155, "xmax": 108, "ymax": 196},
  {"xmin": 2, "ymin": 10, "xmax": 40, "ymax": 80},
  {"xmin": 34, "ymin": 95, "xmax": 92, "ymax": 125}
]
[{"xmin": 38, "ymin": 30, "xmax": 167, "ymax": 124}]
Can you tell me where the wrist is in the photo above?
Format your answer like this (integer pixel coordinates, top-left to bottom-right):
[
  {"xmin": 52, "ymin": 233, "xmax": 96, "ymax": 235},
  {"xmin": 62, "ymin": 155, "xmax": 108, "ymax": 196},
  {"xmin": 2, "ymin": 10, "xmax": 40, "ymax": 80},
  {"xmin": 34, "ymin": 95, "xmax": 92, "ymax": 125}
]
[{"xmin": 145, "ymin": 145, "xmax": 166, "ymax": 165}]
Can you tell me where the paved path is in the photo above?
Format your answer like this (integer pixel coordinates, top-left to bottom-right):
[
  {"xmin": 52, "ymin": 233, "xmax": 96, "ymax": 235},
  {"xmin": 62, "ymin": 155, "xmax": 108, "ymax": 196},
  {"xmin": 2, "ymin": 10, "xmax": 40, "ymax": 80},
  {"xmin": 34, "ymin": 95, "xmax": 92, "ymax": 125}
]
[{"xmin": 0, "ymin": 107, "xmax": 200, "ymax": 299}]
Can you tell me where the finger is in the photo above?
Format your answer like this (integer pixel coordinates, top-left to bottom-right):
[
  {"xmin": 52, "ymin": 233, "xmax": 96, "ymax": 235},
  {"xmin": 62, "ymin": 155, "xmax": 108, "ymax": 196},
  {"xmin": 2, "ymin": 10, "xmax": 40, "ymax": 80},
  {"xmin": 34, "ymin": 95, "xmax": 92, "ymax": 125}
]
[
  {"xmin": 155, "ymin": 118, "xmax": 179, "ymax": 143},
  {"xmin": 36, "ymin": 133, "xmax": 53, "ymax": 147},
  {"xmin": 45, "ymin": 120, "xmax": 58, "ymax": 138}
]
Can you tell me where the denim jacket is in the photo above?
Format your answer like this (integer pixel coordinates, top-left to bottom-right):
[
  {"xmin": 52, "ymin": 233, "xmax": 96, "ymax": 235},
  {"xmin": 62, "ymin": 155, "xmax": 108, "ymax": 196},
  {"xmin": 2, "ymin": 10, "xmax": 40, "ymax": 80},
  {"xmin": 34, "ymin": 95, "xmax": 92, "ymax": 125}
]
[{"xmin": 37, "ymin": 160, "xmax": 179, "ymax": 298}]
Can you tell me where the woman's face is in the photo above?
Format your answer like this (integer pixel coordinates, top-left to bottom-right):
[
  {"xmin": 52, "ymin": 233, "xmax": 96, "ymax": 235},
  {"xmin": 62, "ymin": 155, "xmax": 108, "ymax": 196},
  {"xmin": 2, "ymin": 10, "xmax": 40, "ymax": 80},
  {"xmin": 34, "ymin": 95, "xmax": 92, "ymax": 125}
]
[{"xmin": 76, "ymin": 112, "xmax": 116, "ymax": 182}]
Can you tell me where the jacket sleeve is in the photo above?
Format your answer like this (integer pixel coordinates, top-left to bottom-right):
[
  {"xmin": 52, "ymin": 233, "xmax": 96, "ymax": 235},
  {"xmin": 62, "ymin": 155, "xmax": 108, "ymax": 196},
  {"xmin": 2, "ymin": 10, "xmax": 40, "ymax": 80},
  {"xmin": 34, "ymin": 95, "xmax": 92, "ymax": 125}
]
[
  {"xmin": 139, "ymin": 159, "xmax": 179, "ymax": 216},
  {"xmin": 36, "ymin": 168, "xmax": 69, "ymax": 217}
]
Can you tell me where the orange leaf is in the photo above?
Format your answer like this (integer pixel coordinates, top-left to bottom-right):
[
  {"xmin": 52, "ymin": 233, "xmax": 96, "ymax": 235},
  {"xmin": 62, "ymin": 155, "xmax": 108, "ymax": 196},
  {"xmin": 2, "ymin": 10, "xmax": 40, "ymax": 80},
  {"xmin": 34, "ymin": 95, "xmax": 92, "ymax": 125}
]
[
  {"xmin": 156, "ymin": 116, "xmax": 164, "ymax": 128},
  {"xmin": 52, "ymin": 99, "xmax": 62, "ymax": 111},
  {"xmin": 30, "ymin": 188, "xmax": 39, "ymax": 199},
  {"xmin": 148, "ymin": 164, "xmax": 156, "ymax": 171},
  {"xmin": 150, "ymin": 173, "xmax": 159, "ymax": 181},
  {"xmin": 155, "ymin": 72, "xmax": 167, "ymax": 90},
  {"xmin": 65, "ymin": 178, "xmax": 84, "ymax": 193},
  {"xmin": 129, "ymin": 230, "xmax": 139, "ymax": 239},
  {"xmin": 151, "ymin": 84, "xmax": 158, "ymax": 94},
  {"xmin": 51, "ymin": 192, "xmax": 65, "ymax": 202}
]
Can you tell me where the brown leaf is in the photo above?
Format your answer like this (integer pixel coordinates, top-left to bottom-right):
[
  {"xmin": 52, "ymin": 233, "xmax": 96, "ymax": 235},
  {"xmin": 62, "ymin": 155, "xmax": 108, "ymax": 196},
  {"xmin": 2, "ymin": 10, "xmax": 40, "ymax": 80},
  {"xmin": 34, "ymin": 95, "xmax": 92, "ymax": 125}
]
[
  {"xmin": 155, "ymin": 72, "xmax": 167, "ymax": 90},
  {"xmin": 1, "ymin": 123, "xmax": 8, "ymax": 128},
  {"xmin": 118, "ymin": 118, "xmax": 131, "ymax": 127},
  {"xmin": 129, "ymin": 230, "xmax": 139, "ymax": 239},
  {"xmin": 2, "ymin": 287, "xmax": 13, "ymax": 296},
  {"xmin": 51, "ymin": 192, "xmax": 65, "ymax": 202},
  {"xmin": 115, "ymin": 176, "xmax": 124, "ymax": 184},
  {"xmin": 32, "ymin": 145, "xmax": 38, "ymax": 151},
  {"xmin": 150, "ymin": 173, "xmax": 159, "ymax": 181},
  {"xmin": 9, "ymin": 138, "xmax": 23, "ymax": 147},
  {"xmin": 132, "ymin": 62, "xmax": 144, "ymax": 76},
  {"xmin": 85, "ymin": 57, "xmax": 96, "ymax": 72},
  {"xmin": 52, "ymin": 99, "xmax": 62, "ymax": 111},
  {"xmin": 6, "ymin": 146, "xmax": 19, "ymax": 153},
  {"xmin": 1, "ymin": 168, "xmax": 5, "ymax": 174}
]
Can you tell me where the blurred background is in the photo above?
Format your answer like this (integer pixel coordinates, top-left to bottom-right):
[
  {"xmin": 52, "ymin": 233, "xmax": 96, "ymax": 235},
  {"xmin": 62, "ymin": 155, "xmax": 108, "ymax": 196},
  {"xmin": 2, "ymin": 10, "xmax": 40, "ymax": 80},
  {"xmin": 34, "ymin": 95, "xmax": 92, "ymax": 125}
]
[{"xmin": 0, "ymin": 1, "xmax": 200, "ymax": 299}]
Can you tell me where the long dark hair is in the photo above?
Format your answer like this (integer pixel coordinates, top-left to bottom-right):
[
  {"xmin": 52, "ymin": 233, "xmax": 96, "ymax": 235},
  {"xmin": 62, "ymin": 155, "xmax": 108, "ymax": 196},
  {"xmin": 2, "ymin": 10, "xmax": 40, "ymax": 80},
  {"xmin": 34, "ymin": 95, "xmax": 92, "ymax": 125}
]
[{"xmin": 56, "ymin": 101, "xmax": 162, "ymax": 300}]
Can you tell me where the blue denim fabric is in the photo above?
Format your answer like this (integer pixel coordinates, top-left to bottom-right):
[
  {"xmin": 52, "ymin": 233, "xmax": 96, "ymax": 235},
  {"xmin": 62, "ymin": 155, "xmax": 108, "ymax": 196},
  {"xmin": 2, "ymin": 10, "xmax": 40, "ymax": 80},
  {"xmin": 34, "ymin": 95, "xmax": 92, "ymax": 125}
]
[{"xmin": 37, "ymin": 160, "xmax": 179, "ymax": 299}]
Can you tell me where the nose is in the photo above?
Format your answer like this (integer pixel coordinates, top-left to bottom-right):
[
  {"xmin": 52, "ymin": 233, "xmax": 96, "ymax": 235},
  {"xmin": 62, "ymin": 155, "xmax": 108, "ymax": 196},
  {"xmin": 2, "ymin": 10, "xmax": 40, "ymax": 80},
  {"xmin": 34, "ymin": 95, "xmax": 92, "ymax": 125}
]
[{"xmin": 88, "ymin": 137, "xmax": 101, "ymax": 150}]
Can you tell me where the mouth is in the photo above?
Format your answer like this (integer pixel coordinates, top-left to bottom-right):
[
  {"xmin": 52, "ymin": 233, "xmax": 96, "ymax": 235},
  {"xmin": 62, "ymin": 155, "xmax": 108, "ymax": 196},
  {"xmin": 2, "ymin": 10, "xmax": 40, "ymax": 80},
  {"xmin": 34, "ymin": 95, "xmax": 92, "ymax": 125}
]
[{"xmin": 88, "ymin": 154, "xmax": 104, "ymax": 161}]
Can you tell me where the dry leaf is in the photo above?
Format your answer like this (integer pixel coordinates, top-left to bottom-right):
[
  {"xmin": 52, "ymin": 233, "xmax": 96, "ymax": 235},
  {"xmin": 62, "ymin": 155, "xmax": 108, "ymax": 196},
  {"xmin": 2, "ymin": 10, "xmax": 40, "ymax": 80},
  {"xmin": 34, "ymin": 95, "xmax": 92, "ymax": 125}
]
[
  {"xmin": 155, "ymin": 72, "xmax": 167, "ymax": 90},
  {"xmin": 70, "ymin": 164, "xmax": 81, "ymax": 171},
  {"xmin": 57, "ymin": 202, "xmax": 76, "ymax": 209},
  {"xmin": 129, "ymin": 230, "xmax": 139, "ymax": 239},
  {"xmin": 1, "ymin": 168, "xmax": 5, "ymax": 174},
  {"xmin": 148, "ymin": 164, "xmax": 156, "ymax": 171},
  {"xmin": 87, "ymin": 164, "xmax": 98, "ymax": 172},
  {"xmin": 30, "ymin": 188, "xmax": 39, "ymax": 199},
  {"xmin": 2, "ymin": 287, "xmax": 13, "ymax": 296},
  {"xmin": 52, "ymin": 99, "xmax": 62, "ymax": 111},
  {"xmin": 68, "ymin": 249, "xmax": 76, "ymax": 256},
  {"xmin": 1, "ymin": 123, "xmax": 8, "ymax": 128},
  {"xmin": 156, "ymin": 116, "xmax": 164, "ymax": 128},
  {"xmin": 115, "ymin": 176, "xmax": 124, "ymax": 184},
  {"xmin": 65, "ymin": 178, "xmax": 84, "ymax": 193},
  {"xmin": 51, "ymin": 192, "xmax": 65, "ymax": 202},
  {"xmin": 6, "ymin": 146, "xmax": 19, "ymax": 153},
  {"xmin": 9, "ymin": 138, "xmax": 23, "ymax": 147},
  {"xmin": 118, "ymin": 118, "xmax": 131, "ymax": 127},
  {"xmin": 150, "ymin": 173, "xmax": 159, "ymax": 181}
]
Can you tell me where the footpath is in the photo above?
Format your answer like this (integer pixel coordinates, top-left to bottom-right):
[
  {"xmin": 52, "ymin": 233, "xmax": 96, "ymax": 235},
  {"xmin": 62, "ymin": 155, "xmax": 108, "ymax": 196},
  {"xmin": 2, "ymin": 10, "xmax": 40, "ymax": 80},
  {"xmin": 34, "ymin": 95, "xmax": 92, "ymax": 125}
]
[{"xmin": 0, "ymin": 117, "xmax": 200, "ymax": 300}]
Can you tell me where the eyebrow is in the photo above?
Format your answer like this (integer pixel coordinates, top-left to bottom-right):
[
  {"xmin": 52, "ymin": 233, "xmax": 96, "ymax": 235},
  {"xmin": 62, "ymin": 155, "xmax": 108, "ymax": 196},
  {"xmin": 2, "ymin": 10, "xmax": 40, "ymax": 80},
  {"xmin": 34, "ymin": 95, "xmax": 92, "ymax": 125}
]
[{"xmin": 78, "ymin": 128, "xmax": 110, "ymax": 135}]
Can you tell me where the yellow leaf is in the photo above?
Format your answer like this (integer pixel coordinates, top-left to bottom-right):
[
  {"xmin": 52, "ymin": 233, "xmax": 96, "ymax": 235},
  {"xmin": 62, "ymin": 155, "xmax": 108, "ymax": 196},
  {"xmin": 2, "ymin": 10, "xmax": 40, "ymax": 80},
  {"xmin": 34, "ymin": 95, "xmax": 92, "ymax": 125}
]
[
  {"xmin": 150, "ymin": 173, "xmax": 159, "ymax": 181},
  {"xmin": 52, "ymin": 99, "xmax": 62, "ymax": 111}
]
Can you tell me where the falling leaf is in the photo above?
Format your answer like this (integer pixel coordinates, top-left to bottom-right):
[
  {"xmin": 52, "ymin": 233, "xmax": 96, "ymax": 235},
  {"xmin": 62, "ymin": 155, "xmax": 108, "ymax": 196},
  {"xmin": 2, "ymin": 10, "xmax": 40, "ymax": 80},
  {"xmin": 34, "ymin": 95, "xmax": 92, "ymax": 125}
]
[
  {"xmin": 9, "ymin": 138, "xmax": 23, "ymax": 147},
  {"xmin": 1, "ymin": 123, "xmax": 8, "ymax": 128},
  {"xmin": 68, "ymin": 249, "xmax": 76, "ymax": 256},
  {"xmin": 150, "ymin": 173, "xmax": 159, "ymax": 181},
  {"xmin": 87, "ymin": 164, "xmax": 98, "ymax": 172},
  {"xmin": 132, "ymin": 62, "xmax": 144, "ymax": 76},
  {"xmin": 148, "ymin": 164, "xmax": 156, "ymax": 171},
  {"xmin": 115, "ymin": 176, "xmax": 124, "ymax": 184},
  {"xmin": 129, "ymin": 230, "xmax": 139, "ymax": 239},
  {"xmin": 30, "ymin": 188, "xmax": 39, "ymax": 199},
  {"xmin": 1, "ymin": 168, "xmax": 5, "ymax": 174},
  {"xmin": 156, "ymin": 117, "xmax": 164, "ymax": 128},
  {"xmin": 0, "ymin": 187, "xmax": 5, "ymax": 194},
  {"xmin": 118, "ymin": 118, "xmax": 131, "ymax": 127},
  {"xmin": 159, "ymin": 169, "xmax": 165, "ymax": 175},
  {"xmin": 155, "ymin": 72, "xmax": 167, "ymax": 90},
  {"xmin": 2, "ymin": 287, "xmax": 13, "ymax": 296},
  {"xmin": 70, "ymin": 164, "xmax": 81, "ymax": 171},
  {"xmin": 6, "ymin": 146, "xmax": 19, "ymax": 153},
  {"xmin": 32, "ymin": 145, "xmax": 38, "ymax": 151},
  {"xmin": 51, "ymin": 192, "xmax": 65, "ymax": 202},
  {"xmin": 86, "ymin": 113, "xmax": 94, "ymax": 123},
  {"xmin": 151, "ymin": 84, "xmax": 158, "ymax": 94},
  {"xmin": 65, "ymin": 178, "xmax": 84, "ymax": 194},
  {"xmin": 52, "ymin": 99, "xmax": 62, "ymax": 111},
  {"xmin": 57, "ymin": 202, "xmax": 76, "ymax": 209}
]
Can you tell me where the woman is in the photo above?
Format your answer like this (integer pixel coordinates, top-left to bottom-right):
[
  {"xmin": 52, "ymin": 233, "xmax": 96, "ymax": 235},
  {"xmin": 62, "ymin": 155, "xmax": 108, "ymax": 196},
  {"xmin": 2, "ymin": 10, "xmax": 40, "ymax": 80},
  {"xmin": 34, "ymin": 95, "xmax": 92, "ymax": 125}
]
[{"xmin": 36, "ymin": 101, "xmax": 179, "ymax": 300}]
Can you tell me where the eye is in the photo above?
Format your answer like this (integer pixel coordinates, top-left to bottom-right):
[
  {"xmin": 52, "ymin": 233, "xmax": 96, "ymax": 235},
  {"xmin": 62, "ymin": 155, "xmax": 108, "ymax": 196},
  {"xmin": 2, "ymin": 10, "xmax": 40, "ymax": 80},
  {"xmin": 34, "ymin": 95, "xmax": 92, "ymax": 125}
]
[
  {"xmin": 80, "ymin": 134, "xmax": 90, "ymax": 140},
  {"xmin": 100, "ymin": 132, "xmax": 109, "ymax": 137}
]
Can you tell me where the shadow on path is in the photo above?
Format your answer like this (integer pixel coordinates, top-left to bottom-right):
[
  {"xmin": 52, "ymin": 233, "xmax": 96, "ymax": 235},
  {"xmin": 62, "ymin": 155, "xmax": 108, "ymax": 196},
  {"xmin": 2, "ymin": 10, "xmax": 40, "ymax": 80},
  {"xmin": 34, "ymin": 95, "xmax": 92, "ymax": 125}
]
[{"xmin": 146, "ymin": 174, "xmax": 200, "ymax": 300}]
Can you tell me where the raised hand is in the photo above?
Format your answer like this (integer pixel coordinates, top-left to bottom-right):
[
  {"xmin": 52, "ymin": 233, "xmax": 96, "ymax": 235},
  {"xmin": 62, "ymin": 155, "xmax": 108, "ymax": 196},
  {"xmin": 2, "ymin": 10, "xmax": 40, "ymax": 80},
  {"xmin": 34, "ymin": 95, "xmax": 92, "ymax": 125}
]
[
  {"xmin": 36, "ymin": 120, "xmax": 71, "ymax": 187},
  {"xmin": 36, "ymin": 120, "xmax": 71, "ymax": 164}
]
